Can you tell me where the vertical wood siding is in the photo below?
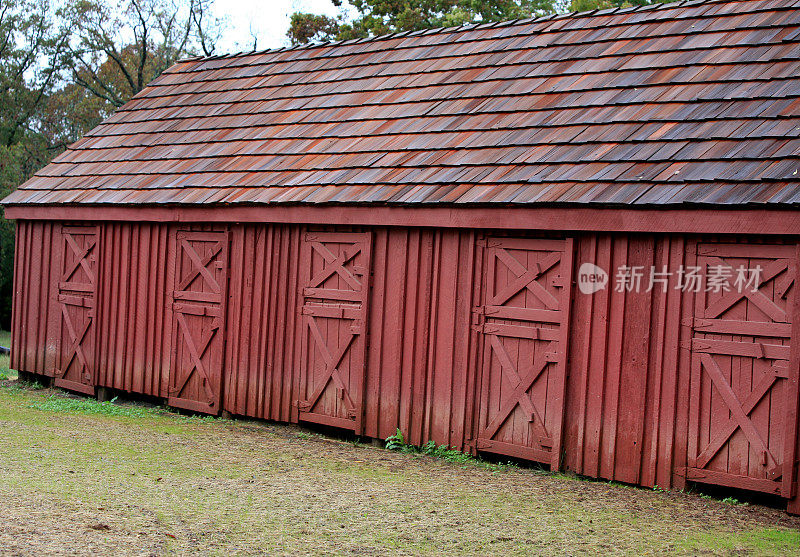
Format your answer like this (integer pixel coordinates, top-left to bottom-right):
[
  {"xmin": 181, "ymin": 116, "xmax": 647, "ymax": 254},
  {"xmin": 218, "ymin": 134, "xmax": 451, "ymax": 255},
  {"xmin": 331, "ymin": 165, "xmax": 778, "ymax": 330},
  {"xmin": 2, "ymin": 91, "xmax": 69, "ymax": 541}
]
[
  {"xmin": 95, "ymin": 223, "xmax": 171, "ymax": 397},
  {"xmin": 223, "ymin": 224, "xmax": 302, "ymax": 422},
  {"xmin": 362, "ymin": 228, "xmax": 478, "ymax": 449},
  {"xmin": 563, "ymin": 234, "xmax": 693, "ymax": 489},
  {"xmin": 11, "ymin": 220, "xmax": 60, "ymax": 375},
  {"xmin": 10, "ymin": 220, "xmax": 800, "ymax": 508}
]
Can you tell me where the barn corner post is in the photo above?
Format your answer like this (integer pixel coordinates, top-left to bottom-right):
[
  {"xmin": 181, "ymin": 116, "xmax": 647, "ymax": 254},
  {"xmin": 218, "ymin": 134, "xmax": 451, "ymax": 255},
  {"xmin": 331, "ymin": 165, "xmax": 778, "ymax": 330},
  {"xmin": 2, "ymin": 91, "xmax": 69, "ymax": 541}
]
[{"xmin": 785, "ymin": 242, "xmax": 800, "ymax": 514}]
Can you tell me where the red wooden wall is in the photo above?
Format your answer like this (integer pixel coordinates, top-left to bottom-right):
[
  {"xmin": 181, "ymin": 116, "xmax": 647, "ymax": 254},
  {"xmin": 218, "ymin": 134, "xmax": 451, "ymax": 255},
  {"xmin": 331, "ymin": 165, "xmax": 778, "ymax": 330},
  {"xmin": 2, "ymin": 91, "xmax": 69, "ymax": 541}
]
[{"xmin": 11, "ymin": 220, "xmax": 800, "ymax": 510}]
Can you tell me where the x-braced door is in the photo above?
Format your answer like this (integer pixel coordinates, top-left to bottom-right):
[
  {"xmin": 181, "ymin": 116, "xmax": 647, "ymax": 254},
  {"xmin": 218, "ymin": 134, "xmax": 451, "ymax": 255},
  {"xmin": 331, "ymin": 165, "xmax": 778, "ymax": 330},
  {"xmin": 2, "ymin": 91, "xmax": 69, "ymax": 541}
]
[
  {"xmin": 168, "ymin": 230, "xmax": 229, "ymax": 414},
  {"xmin": 687, "ymin": 243, "xmax": 799, "ymax": 498},
  {"xmin": 297, "ymin": 231, "xmax": 372, "ymax": 433},
  {"xmin": 474, "ymin": 237, "xmax": 574, "ymax": 469},
  {"xmin": 55, "ymin": 225, "xmax": 99, "ymax": 395}
]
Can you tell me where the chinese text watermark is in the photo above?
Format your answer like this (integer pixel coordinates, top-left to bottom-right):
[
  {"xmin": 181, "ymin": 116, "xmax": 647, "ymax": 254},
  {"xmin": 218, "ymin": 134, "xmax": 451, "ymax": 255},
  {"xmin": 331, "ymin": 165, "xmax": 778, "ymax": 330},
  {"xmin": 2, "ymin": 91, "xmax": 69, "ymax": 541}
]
[{"xmin": 577, "ymin": 262, "xmax": 761, "ymax": 295}]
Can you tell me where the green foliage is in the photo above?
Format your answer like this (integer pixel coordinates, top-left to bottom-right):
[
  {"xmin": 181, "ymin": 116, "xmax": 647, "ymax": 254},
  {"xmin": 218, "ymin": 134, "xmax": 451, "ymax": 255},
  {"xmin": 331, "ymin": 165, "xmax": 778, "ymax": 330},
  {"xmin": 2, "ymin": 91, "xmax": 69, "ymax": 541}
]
[
  {"xmin": 569, "ymin": 0, "xmax": 676, "ymax": 11},
  {"xmin": 288, "ymin": 0, "xmax": 683, "ymax": 45},
  {"xmin": 5, "ymin": 378, "xmax": 44, "ymax": 391},
  {"xmin": 288, "ymin": 13, "xmax": 342, "ymax": 46},
  {"xmin": 20, "ymin": 388, "xmax": 229, "ymax": 422},
  {"xmin": 289, "ymin": 0, "xmax": 560, "ymax": 45},
  {"xmin": 384, "ymin": 428, "xmax": 408, "ymax": 451},
  {"xmin": 0, "ymin": 1, "xmax": 70, "ymax": 329},
  {"xmin": 384, "ymin": 428, "xmax": 514, "ymax": 469},
  {"xmin": 721, "ymin": 496, "xmax": 747, "ymax": 506}
]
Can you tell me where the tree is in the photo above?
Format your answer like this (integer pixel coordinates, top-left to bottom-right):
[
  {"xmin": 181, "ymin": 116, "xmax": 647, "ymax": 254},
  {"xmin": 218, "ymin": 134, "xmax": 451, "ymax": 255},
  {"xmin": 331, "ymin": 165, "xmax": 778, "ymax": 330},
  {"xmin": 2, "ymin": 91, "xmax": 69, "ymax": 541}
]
[
  {"xmin": 58, "ymin": 0, "xmax": 224, "ymax": 107},
  {"xmin": 288, "ymin": 0, "xmax": 560, "ymax": 45},
  {"xmin": 0, "ymin": 0, "xmax": 69, "ymax": 330},
  {"xmin": 568, "ymin": 0, "xmax": 673, "ymax": 11},
  {"xmin": 0, "ymin": 0, "xmax": 68, "ymax": 149},
  {"xmin": 288, "ymin": 12, "xmax": 342, "ymax": 46}
]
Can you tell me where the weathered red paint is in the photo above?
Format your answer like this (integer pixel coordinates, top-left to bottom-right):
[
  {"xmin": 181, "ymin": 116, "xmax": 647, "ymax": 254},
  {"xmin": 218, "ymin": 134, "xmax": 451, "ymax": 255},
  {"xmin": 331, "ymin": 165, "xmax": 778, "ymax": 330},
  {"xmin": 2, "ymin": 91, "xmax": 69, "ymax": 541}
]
[
  {"xmin": 96, "ymin": 222, "xmax": 171, "ymax": 397},
  {"xmin": 11, "ymin": 220, "xmax": 800, "ymax": 512}
]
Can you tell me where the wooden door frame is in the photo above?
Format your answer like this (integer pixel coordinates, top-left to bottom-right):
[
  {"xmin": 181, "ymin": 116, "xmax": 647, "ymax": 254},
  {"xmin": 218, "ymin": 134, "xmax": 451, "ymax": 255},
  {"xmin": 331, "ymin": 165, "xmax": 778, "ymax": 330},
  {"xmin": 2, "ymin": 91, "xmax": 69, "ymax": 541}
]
[
  {"xmin": 297, "ymin": 229, "xmax": 373, "ymax": 434},
  {"xmin": 54, "ymin": 223, "xmax": 100, "ymax": 395},
  {"xmin": 167, "ymin": 228, "xmax": 230, "ymax": 414},
  {"xmin": 473, "ymin": 234, "xmax": 575, "ymax": 470},
  {"xmin": 686, "ymin": 241, "xmax": 798, "ymax": 498}
]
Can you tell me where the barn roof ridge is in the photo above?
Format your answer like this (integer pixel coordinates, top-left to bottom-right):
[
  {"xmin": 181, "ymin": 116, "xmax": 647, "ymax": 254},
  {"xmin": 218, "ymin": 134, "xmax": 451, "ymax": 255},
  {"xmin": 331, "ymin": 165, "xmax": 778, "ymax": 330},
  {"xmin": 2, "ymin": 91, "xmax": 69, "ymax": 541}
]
[{"xmin": 173, "ymin": 0, "xmax": 750, "ymax": 66}]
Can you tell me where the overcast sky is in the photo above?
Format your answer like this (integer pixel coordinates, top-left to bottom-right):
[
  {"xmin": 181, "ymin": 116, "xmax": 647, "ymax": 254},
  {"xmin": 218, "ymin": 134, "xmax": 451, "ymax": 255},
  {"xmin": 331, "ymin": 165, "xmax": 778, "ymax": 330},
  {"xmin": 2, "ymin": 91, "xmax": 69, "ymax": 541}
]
[{"xmin": 213, "ymin": 0, "xmax": 353, "ymax": 53}]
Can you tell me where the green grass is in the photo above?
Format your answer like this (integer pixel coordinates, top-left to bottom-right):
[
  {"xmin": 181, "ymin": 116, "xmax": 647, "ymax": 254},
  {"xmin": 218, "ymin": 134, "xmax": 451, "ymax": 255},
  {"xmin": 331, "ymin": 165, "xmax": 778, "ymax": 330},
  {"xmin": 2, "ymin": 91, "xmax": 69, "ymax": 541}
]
[
  {"xmin": 28, "ymin": 394, "xmax": 166, "ymax": 419},
  {"xmin": 0, "ymin": 329, "xmax": 12, "ymax": 380},
  {"xmin": 679, "ymin": 528, "xmax": 800, "ymax": 553}
]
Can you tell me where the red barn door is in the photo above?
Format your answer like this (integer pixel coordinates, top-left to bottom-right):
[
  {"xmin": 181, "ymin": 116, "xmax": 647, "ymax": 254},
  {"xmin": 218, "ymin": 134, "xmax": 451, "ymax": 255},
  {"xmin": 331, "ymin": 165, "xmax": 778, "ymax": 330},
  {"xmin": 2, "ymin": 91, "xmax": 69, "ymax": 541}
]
[
  {"xmin": 168, "ymin": 230, "xmax": 229, "ymax": 414},
  {"xmin": 297, "ymin": 231, "xmax": 372, "ymax": 433},
  {"xmin": 687, "ymin": 243, "xmax": 799, "ymax": 497},
  {"xmin": 54, "ymin": 225, "xmax": 99, "ymax": 395},
  {"xmin": 474, "ymin": 237, "xmax": 574, "ymax": 469}
]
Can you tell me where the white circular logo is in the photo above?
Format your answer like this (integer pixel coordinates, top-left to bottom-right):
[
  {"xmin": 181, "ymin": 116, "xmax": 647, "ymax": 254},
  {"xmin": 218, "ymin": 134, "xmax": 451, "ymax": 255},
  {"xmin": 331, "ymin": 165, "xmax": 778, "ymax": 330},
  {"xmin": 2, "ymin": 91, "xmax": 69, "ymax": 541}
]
[{"xmin": 577, "ymin": 263, "xmax": 608, "ymax": 295}]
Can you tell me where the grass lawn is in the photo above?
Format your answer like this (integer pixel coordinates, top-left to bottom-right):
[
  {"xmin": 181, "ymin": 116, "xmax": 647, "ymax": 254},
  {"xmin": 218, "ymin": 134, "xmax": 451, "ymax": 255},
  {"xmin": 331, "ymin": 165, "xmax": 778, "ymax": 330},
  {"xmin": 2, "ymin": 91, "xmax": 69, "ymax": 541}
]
[
  {"xmin": 0, "ymin": 330, "xmax": 12, "ymax": 381},
  {"xmin": 0, "ymin": 378, "xmax": 799, "ymax": 555}
]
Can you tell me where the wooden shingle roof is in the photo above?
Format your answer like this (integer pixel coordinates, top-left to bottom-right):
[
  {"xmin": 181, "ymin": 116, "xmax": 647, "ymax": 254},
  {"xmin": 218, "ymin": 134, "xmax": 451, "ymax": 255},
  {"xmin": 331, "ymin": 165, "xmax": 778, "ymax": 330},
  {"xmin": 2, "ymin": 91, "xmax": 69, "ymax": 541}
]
[{"xmin": 4, "ymin": 0, "xmax": 800, "ymax": 207}]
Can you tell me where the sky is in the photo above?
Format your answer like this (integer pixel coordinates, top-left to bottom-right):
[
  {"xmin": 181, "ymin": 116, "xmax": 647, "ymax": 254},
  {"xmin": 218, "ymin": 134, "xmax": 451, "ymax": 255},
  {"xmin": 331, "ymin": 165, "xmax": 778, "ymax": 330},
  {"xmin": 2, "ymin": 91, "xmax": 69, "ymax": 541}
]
[{"xmin": 213, "ymin": 0, "xmax": 354, "ymax": 53}]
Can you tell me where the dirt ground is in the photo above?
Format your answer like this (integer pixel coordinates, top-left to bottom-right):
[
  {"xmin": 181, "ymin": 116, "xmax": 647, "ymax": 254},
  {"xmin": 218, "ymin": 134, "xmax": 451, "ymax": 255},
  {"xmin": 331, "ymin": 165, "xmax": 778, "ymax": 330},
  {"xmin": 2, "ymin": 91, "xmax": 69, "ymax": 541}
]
[{"xmin": 0, "ymin": 380, "xmax": 799, "ymax": 556}]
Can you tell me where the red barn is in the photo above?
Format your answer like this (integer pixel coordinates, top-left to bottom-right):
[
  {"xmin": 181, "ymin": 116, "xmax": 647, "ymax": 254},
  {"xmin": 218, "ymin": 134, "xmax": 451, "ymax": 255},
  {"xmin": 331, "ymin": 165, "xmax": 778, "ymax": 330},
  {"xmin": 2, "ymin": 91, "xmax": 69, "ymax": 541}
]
[{"xmin": 4, "ymin": 0, "xmax": 800, "ymax": 512}]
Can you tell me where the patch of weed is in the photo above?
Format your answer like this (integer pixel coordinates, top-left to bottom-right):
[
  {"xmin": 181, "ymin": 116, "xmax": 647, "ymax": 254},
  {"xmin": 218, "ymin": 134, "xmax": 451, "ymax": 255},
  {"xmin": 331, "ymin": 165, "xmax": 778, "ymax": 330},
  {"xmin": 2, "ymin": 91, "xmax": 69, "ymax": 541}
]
[
  {"xmin": 1, "ymin": 379, "xmax": 44, "ymax": 394},
  {"xmin": 172, "ymin": 412, "xmax": 227, "ymax": 424},
  {"xmin": 384, "ymin": 428, "xmax": 514, "ymax": 471},
  {"xmin": 29, "ymin": 394, "xmax": 165, "ymax": 419},
  {"xmin": 722, "ymin": 496, "xmax": 748, "ymax": 506}
]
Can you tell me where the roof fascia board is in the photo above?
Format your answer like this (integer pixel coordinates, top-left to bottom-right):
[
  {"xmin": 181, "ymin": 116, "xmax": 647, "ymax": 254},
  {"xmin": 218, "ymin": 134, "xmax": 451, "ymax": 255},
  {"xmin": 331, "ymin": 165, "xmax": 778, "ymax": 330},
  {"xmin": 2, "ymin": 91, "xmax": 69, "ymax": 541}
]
[{"xmin": 5, "ymin": 205, "xmax": 800, "ymax": 236}]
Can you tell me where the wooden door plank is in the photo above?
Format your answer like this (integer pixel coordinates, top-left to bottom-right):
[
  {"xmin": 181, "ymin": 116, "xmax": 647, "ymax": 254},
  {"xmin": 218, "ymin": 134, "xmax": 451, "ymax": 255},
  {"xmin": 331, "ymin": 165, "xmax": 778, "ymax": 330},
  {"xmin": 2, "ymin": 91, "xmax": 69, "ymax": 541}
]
[
  {"xmin": 782, "ymin": 245, "xmax": 800, "ymax": 498},
  {"xmin": 549, "ymin": 236, "xmax": 574, "ymax": 471}
]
